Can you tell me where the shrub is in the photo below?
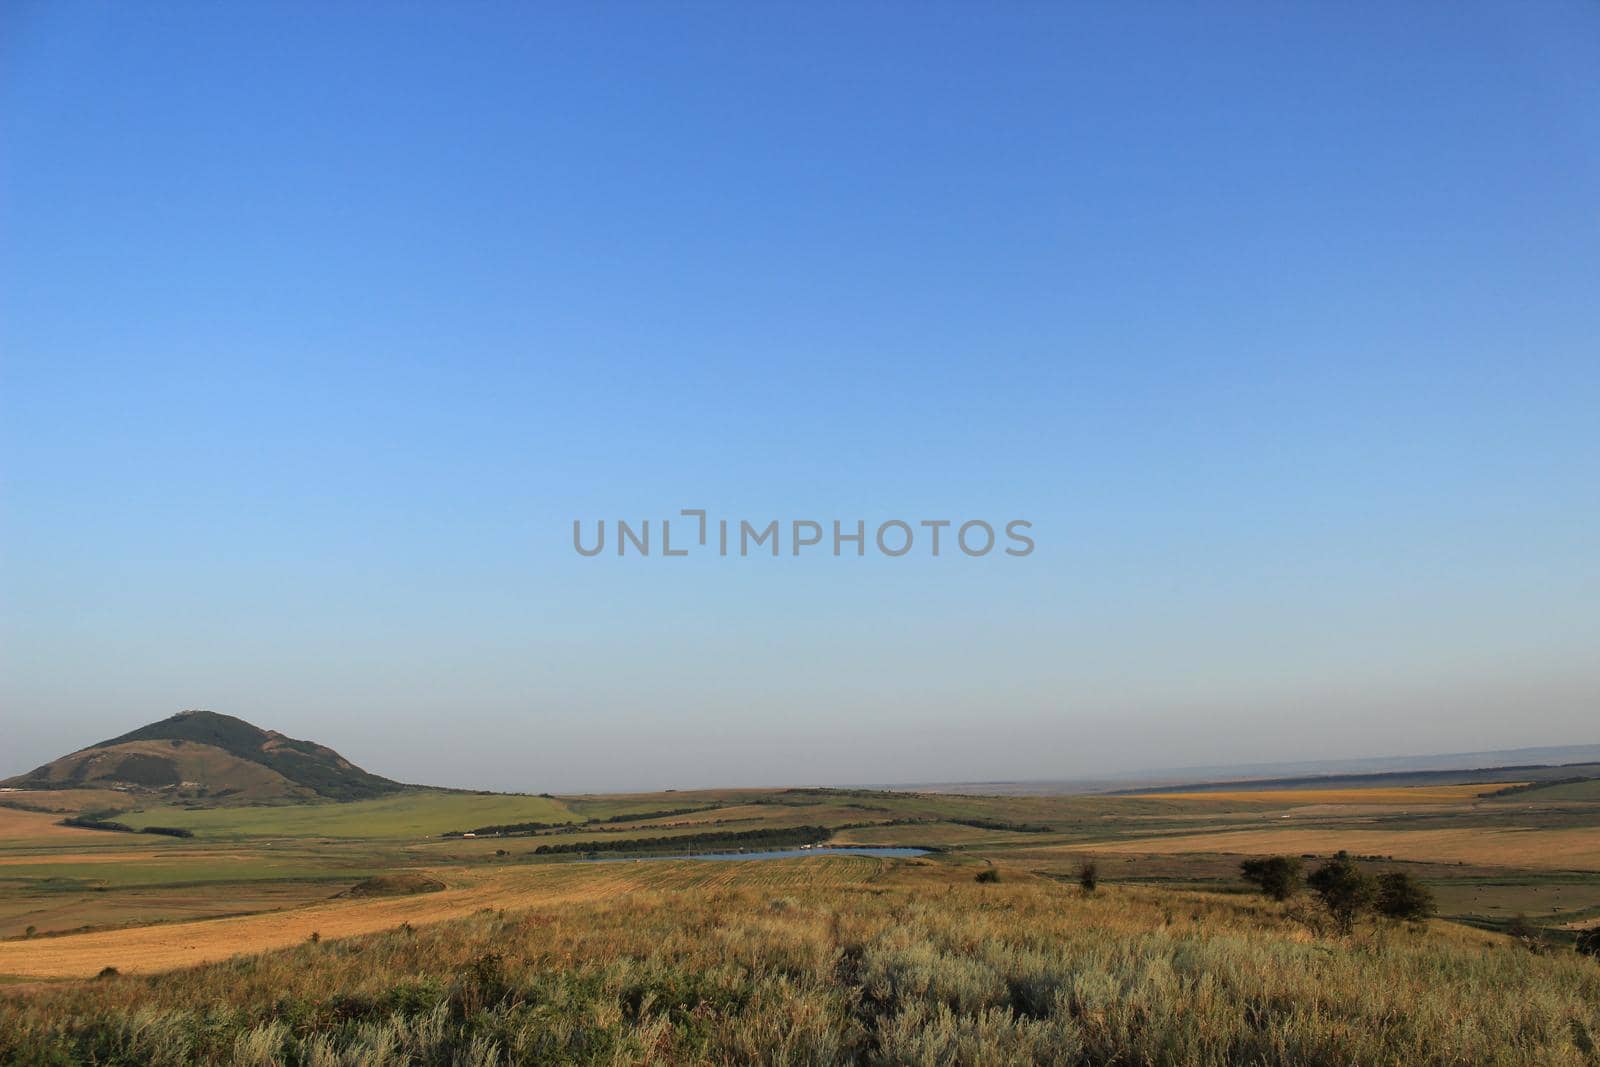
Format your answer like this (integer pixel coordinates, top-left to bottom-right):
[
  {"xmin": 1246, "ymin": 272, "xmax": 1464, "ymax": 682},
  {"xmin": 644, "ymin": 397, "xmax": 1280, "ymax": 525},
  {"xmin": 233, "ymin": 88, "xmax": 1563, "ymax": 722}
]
[
  {"xmin": 1307, "ymin": 851, "xmax": 1375, "ymax": 933},
  {"xmin": 975, "ymin": 869, "xmax": 1000, "ymax": 884},
  {"xmin": 1077, "ymin": 859, "xmax": 1098, "ymax": 893},
  {"xmin": 1375, "ymin": 871, "xmax": 1435, "ymax": 922},
  {"xmin": 1507, "ymin": 913, "xmax": 1545, "ymax": 952},
  {"xmin": 1576, "ymin": 926, "xmax": 1600, "ymax": 960},
  {"xmin": 1240, "ymin": 855, "xmax": 1302, "ymax": 901}
]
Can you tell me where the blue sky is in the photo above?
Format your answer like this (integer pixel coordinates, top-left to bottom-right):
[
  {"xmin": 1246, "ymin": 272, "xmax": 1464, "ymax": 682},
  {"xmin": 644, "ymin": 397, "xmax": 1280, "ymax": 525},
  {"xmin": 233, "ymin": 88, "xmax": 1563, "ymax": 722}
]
[{"xmin": 3, "ymin": 4, "xmax": 1598, "ymax": 791}]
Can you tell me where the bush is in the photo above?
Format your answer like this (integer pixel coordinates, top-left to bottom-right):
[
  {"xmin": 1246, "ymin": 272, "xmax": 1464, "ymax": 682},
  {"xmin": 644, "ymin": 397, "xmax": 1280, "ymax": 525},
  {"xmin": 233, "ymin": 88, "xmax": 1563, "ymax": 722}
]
[
  {"xmin": 1375, "ymin": 871, "xmax": 1435, "ymax": 922},
  {"xmin": 1576, "ymin": 927, "xmax": 1600, "ymax": 959},
  {"xmin": 1077, "ymin": 859, "xmax": 1098, "ymax": 893},
  {"xmin": 975, "ymin": 868, "xmax": 1000, "ymax": 884},
  {"xmin": 1240, "ymin": 856, "xmax": 1302, "ymax": 901},
  {"xmin": 1307, "ymin": 851, "xmax": 1375, "ymax": 933}
]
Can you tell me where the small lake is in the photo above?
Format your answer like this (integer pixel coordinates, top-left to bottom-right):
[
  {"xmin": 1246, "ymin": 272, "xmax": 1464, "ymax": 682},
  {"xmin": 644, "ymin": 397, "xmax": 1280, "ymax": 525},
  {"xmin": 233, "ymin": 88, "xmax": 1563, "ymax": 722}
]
[{"xmin": 585, "ymin": 847, "xmax": 928, "ymax": 863}]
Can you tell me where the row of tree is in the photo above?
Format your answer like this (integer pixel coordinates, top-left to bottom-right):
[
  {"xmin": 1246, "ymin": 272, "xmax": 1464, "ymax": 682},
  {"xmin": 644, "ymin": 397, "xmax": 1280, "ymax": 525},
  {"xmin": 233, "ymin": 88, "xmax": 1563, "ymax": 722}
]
[
  {"xmin": 1240, "ymin": 851, "xmax": 1434, "ymax": 931},
  {"xmin": 444, "ymin": 805, "xmax": 725, "ymax": 838},
  {"xmin": 531, "ymin": 825, "xmax": 830, "ymax": 856},
  {"xmin": 59, "ymin": 816, "xmax": 194, "ymax": 839}
]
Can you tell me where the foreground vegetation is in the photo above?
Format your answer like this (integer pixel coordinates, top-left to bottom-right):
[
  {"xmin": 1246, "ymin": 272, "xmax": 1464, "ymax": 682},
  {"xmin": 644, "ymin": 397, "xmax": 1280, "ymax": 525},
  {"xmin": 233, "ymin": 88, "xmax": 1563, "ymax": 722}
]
[
  {"xmin": 4, "ymin": 771, "xmax": 1600, "ymax": 1063},
  {"xmin": 4, "ymin": 872, "xmax": 1598, "ymax": 1066}
]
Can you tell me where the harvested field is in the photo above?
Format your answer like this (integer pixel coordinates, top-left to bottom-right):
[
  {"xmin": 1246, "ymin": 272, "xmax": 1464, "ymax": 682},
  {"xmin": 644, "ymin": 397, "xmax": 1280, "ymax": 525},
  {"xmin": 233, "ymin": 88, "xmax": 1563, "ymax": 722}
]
[
  {"xmin": 0, "ymin": 855, "xmax": 894, "ymax": 979},
  {"xmin": 0, "ymin": 882, "xmax": 342, "ymax": 940},
  {"xmin": 0, "ymin": 809, "xmax": 143, "ymax": 848},
  {"xmin": 1137, "ymin": 783, "xmax": 1519, "ymax": 806},
  {"xmin": 1040, "ymin": 826, "xmax": 1600, "ymax": 871}
]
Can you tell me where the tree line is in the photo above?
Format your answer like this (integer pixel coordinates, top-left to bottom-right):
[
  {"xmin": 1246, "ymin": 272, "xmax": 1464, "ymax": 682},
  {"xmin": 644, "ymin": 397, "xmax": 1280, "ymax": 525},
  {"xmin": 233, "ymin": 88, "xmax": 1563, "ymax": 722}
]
[
  {"xmin": 442, "ymin": 805, "xmax": 723, "ymax": 838},
  {"xmin": 60, "ymin": 816, "xmax": 194, "ymax": 838},
  {"xmin": 532, "ymin": 825, "xmax": 830, "ymax": 856}
]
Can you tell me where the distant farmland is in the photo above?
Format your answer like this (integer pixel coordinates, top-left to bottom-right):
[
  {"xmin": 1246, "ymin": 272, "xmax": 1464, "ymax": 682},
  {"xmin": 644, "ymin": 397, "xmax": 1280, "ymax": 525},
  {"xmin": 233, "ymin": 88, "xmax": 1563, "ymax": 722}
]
[
  {"xmin": 1129, "ymin": 782, "xmax": 1516, "ymax": 806},
  {"xmin": 3, "ymin": 774, "xmax": 1599, "ymax": 1063}
]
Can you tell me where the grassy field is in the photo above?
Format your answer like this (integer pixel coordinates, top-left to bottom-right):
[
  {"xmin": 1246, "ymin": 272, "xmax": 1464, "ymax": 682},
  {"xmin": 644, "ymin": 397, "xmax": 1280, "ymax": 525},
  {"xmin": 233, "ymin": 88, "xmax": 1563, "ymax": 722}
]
[
  {"xmin": 116, "ymin": 790, "xmax": 582, "ymax": 839},
  {"xmin": 1493, "ymin": 779, "xmax": 1600, "ymax": 803},
  {"xmin": 4, "ymin": 867, "xmax": 1599, "ymax": 1065},
  {"xmin": 2, "ymin": 778, "xmax": 1599, "ymax": 1062}
]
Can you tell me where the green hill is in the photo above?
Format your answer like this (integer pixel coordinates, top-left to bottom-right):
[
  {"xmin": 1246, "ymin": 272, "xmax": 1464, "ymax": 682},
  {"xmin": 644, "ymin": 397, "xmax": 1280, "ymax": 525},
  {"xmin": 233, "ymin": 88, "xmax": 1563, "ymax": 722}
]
[{"xmin": 3, "ymin": 710, "xmax": 405, "ymax": 803}]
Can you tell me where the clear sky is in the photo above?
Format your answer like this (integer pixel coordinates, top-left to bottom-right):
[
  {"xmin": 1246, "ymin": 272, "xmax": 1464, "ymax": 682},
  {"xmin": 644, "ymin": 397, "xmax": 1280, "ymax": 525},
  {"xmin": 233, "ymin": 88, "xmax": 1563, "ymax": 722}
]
[{"xmin": 3, "ymin": 4, "xmax": 1598, "ymax": 793}]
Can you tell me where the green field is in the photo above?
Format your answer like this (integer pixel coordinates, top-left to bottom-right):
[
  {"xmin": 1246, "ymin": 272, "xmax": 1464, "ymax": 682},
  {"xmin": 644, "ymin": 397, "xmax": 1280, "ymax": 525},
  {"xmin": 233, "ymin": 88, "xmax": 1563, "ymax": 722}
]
[
  {"xmin": 117, "ymin": 790, "xmax": 581, "ymax": 839},
  {"xmin": 1492, "ymin": 778, "xmax": 1600, "ymax": 803}
]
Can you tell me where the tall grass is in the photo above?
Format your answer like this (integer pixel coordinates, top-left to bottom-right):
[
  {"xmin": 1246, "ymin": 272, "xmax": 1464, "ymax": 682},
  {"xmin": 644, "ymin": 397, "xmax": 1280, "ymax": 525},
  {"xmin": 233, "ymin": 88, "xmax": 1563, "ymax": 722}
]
[{"xmin": 3, "ymin": 879, "xmax": 1597, "ymax": 1064}]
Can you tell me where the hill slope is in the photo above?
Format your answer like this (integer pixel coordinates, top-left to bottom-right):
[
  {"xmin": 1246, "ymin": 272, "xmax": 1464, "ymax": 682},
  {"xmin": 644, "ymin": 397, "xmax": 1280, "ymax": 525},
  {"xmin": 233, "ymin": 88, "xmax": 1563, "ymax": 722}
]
[{"xmin": 3, "ymin": 710, "xmax": 404, "ymax": 803}]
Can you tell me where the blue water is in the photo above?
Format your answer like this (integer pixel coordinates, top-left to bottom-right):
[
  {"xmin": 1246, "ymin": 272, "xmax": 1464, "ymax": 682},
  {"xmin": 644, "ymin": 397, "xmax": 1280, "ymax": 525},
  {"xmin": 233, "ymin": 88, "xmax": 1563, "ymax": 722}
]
[{"xmin": 584, "ymin": 846, "xmax": 927, "ymax": 863}]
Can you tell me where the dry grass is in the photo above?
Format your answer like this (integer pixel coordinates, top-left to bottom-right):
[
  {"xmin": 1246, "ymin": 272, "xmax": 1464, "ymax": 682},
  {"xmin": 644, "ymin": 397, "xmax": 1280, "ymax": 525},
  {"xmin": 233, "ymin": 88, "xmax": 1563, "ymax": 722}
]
[
  {"xmin": 6, "ymin": 783, "xmax": 1600, "ymax": 1062},
  {"xmin": 3, "ymin": 869, "xmax": 1597, "ymax": 1065},
  {"xmin": 0, "ymin": 857, "xmax": 895, "ymax": 979}
]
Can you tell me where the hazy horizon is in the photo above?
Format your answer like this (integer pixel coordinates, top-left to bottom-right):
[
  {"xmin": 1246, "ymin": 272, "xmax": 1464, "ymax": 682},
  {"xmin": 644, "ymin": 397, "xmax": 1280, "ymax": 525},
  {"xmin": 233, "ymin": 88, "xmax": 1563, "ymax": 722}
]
[
  {"xmin": 9, "ymin": 699, "xmax": 1600, "ymax": 796},
  {"xmin": 4, "ymin": 5, "xmax": 1599, "ymax": 795}
]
